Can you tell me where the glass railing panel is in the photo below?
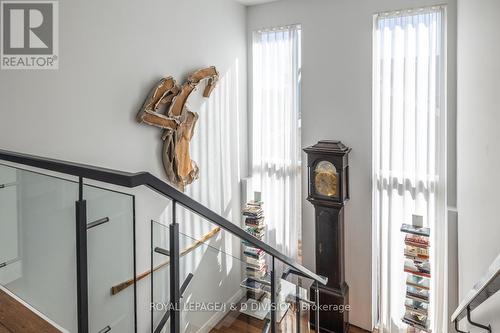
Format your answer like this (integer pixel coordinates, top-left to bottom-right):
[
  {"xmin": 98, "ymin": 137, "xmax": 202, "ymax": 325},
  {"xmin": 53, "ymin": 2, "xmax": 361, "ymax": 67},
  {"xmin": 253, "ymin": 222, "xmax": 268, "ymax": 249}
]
[
  {"xmin": 84, "ymin": 184, "xmax": 136, "ymax": 333},
  {"xmin": 165, "ymin": 204, "xmax": 321, "ymax": 333},
  {"xmin": 0, "ymin": 164, "xmax": 19, "ymax": 271},
  {"xmin": 105, "ymin": 183, "xmax": 175, "ymax": 333},
  {"xmin": 177, "ymin": 228, "xmax": 248, "ymax": 333},
  {"xmin": 279, "ymin": 261, "xmax": 316, "ymax": 333},
  {"xmin": 0, "ymin": 164, "xmax": 79, "ymax": 331},
  {"xmin": 145, "ymin": 203, "xmax": 324, "ymax": 333}
]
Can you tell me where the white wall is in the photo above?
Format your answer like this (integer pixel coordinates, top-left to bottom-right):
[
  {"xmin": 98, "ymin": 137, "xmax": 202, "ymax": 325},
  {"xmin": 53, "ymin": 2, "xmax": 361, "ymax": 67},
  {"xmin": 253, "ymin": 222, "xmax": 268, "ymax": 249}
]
[
  {"xmin": 0, "ymin": 0, "xmax": 247, "ymax": 184},
  {"xmin": 0, "ymin": 0, "xmax": 248, "ymax": 332},
  {"xmin": 457, "ymin": 0, "xmax": 500, "ymax": 331},
  {"xmin": 247, "ymin": 0, "xmax": 457, "ymax": 329}
]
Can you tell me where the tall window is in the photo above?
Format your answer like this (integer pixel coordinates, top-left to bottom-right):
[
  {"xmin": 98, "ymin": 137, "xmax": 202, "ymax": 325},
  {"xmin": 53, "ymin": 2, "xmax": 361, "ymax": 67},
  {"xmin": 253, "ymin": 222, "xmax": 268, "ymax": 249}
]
[
  {"xmin": 252, "ymin": 25, "xmax": 302, "ymax": 259},
  {"xmin": 373, "ymin": 7, "xmax": 447, "ymax": 332}
]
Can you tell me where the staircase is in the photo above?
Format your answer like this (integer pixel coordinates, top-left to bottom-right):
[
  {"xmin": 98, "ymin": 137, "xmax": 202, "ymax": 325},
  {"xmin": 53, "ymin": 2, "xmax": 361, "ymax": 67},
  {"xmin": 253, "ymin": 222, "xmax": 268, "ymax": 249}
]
[{"xmin": 0, "ymin": 149, "xmax": 327, "ymax": 333}]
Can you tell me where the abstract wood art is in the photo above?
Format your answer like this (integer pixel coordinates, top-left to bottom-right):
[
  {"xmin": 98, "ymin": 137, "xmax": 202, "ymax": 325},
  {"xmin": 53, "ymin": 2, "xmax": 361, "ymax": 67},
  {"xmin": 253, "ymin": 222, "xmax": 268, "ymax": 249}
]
[{"xmin": 137, "ymin": 66, "xmax": 219, "ymax": 191}]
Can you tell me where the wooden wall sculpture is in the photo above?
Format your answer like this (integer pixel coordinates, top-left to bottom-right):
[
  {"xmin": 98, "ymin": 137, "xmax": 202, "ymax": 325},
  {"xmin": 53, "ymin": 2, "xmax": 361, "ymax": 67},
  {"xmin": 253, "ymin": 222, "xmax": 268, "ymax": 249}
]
[{"xmin": 137, "ymin": 66, "xmax": 219, "ymax": 191}]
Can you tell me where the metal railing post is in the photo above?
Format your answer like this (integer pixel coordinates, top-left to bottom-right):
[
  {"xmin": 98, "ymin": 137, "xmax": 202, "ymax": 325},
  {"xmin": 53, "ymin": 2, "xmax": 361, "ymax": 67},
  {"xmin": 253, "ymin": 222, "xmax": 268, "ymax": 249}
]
[
  {"xmin": 296, "ymin": 282, "xmax": 301, "ymax": 333},
  {"xmin": 75, "ymin": 177, "xmax": 89, "ymax": 333},
  {"xmin": 270, "ymin": 257, "xmax": 276, "ymax": 333},
  {"xmin": 169, "ymin": 200, "xmax": 180, "ymax": 333},
  {"xmin": 466, "ymin": 305, "xmax": 491, "ymax": 332},
  {"xmin": 315, "ymin": 281, "xmax": 320, "ymax": 333},
  {"xmin": 150, "ymin": 220, "xmax": 154, "ymax": 333}
]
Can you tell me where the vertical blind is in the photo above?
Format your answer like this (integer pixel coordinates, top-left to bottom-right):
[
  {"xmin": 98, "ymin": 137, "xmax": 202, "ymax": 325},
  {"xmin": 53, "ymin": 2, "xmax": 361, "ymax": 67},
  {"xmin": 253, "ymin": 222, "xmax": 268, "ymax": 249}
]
[
  {"xmin": 252, "ymin": 25, "xmax": 302, "ymax": 259},
  {"xmin": 373, "ymin": 7, "xmax": 447, "ymax": 332}
]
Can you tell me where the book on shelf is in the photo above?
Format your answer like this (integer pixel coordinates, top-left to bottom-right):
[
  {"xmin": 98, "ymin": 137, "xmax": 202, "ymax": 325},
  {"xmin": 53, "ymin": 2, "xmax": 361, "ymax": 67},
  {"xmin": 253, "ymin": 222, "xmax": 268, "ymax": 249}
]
[
  {"xmin": 246, "ymin": 227, "xmax": 266, "ymax": 240},
  {"xmin": 404, "ymin": 245, "xmax": 430, "ymax": 261},
  {"xmin": 406, "ymin": 294, "xmax": 429, "ymax": 304},
  {"xmin": 402, "ymin": 312, "xmax": 430, "ymax": 332},
  {"xmin": 246, "ymin": 264, "xmax": 267, "ymax": 275},
  {"xmin": 404, "ymin": 259, "xmax": 431, "ymax": 276},
  {"xmin": 401, "ymin": 223, "xmax": 430, "ymax": 237},
  {"xmin": 406, "ymin": 275, "xmax": 430, "ymax": 290},
  {"xmin": 243, "ymin": 245, "xmax": 263, "ymax": 254},
  {"xmin": 247, "ymin": 199, "xmax": 263, "ymax": 207},
  {"xmin": 241, "ymin": 196, "xmax": 269, "ymax": 303},
  {"xmin": 244, "ymin": 252, "xmax": 265, "ymax": 260},
  {"xmin": 245, "ymin": 217, "xmax": 265, "ymax": 227},
  {"xmin": 241, "ymin": 278, "xmax": 265, "ymax": 292},
  {"xmin": 246, "ymin": 224, "xmax": 266, "ymax": 231},
  {"xmin": 403, "ymin": 310, "xmax": 428, "ymax": 325},
  {"xmin": 245, "ymin": 257, "xmax": 267, "ymax": 269},
  {"xmin": 404, "ymin": 234, "xmax": 430, "ymax": 248},
  {"xmin": 405, "ymin": 299, "xmax": 428, "ymax": 316},
  {"xmin": 406, "ymin": 286, "xmax": 429, "ymax": 302},
  {"xmin": 242, "ymin": 205, "xmax": 264, "ymax": 218},
  {"xmin": 405, "ymin": 269, "xmax": 431, "ymax": 279},
  {"xmin": 248, "ymin": 272, "xmax": 271, "ymax": 286},
  {"xmin": 244, "ymin": 250, "xmax": 265, "ymax": 260},
  {"xmin": 404, "ymin": 254, "xmax": 429, "ymax": 263},
  {"xmin": 240, "ymin": 278, "xmax": 271, "ymax": 294},
  {"xmin": 402, "ymin": 216, "xmax": 432, "ymax": 332}
]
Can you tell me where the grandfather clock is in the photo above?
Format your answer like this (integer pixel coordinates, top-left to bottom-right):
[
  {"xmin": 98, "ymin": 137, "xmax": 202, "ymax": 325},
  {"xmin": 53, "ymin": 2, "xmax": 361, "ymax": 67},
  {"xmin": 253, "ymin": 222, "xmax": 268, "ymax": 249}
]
[{"xmin": 304, "ymin": 140, "xmax": 351, "ymax": 333}]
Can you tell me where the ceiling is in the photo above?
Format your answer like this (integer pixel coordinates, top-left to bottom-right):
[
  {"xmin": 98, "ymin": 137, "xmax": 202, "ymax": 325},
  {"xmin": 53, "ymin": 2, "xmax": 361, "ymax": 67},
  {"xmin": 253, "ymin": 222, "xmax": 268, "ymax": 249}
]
[{"xmin": 235, "ymin": 0, "xmax": 279, "ymax": 6}]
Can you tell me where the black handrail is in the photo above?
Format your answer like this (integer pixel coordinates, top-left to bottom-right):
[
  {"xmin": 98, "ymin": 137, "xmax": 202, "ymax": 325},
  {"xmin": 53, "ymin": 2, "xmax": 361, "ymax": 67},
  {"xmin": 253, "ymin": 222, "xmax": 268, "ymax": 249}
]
[{"xmin": 0, "ymin": 149, "xmax": 327, "ymax": 285}]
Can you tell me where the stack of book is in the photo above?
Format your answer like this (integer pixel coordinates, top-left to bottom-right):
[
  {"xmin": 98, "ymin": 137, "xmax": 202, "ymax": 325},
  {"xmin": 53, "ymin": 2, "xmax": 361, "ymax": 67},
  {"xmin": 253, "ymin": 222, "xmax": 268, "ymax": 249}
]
[
  {"xmin": 239, "ymin": 195, "xmax": 288, "ymax": 322},
  {"xmin": 241, "ymin": 199, "xmax": 268, "ymax": 301},
  {"xmin": 401, "ymin": 220, "xmax": 431, "ymax": 332}
]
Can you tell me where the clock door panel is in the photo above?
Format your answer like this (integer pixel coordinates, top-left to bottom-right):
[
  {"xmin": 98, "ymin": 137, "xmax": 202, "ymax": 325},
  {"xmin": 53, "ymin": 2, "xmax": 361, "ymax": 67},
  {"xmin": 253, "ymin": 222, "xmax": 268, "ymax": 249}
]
[
  {"xmin": 313, "ymin": 160, "xmax": 339, "ymax": 199},
  {"xmin": 316, "ymin": 206, "xmax": 344, "ymax": 290}
]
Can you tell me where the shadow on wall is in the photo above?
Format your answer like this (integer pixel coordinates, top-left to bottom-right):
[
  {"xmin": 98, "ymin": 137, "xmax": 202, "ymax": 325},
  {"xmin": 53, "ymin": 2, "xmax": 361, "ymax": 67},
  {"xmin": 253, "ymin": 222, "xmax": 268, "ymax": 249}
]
[
  {"xmin": 152, "ymin": 60, "xmax": 244, "ymax": 332},
  {"xmin": 180, "ymin": 230, "xmax": 244, "ymax": 332},
  {"xmin": 151, "ymin": 225, "xmax": 244, "ymax": 333},
  {"xmin": 155, "ymin": 58, "xmax": 242, "ymax": 225}
]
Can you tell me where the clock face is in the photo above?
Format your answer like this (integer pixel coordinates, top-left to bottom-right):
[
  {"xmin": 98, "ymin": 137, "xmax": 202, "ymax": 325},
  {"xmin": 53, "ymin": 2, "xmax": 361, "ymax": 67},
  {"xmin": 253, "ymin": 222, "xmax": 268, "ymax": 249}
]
[{"xmin": 314, "ymin": 161, "xmax": 338, "ymax": 197}]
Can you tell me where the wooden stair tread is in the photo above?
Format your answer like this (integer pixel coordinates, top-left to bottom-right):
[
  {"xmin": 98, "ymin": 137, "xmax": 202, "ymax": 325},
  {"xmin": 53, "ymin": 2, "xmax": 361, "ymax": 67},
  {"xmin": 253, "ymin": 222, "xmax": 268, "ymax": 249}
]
[{"xmin": 0, "ymin": 289, "xmax": 60, "ymax": 333}]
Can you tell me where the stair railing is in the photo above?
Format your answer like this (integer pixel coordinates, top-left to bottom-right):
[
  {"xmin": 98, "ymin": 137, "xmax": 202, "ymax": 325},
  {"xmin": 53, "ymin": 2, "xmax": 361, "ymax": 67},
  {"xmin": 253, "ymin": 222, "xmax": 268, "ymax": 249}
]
[
  {"xmin": 0, "ymin": 149, "xmax": 327, "ymax": 333},
  {"xmin": 451, "ymin": 253, "xmax": 499, "ymax": 332}
]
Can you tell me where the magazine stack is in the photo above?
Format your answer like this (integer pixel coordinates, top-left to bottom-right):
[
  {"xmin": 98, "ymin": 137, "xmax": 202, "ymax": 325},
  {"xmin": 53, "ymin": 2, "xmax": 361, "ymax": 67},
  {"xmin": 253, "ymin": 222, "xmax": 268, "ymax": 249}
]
[
  {"xmin": 401, "ymin": 216, "xmax": 431, "ymax": 332},
  {"xmin": 240, "ymin": 199, "xmax": 269, "ymax": 301}
]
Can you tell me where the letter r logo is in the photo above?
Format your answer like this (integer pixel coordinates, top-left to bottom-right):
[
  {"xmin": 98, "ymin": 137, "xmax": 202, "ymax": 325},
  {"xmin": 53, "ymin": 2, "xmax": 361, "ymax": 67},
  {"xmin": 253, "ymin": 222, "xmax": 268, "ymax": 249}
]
[{"xmin": 2, "ymin": 2, "xmax": 54, "ymax": 55}]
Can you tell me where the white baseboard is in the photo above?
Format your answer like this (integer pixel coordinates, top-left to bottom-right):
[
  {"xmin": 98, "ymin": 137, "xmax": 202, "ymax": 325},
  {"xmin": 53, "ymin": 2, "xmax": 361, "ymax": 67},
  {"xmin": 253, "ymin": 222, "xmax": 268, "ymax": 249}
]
[{"xmin": 197, "ymin": 289, "xmax": 245, "ymax": 333}]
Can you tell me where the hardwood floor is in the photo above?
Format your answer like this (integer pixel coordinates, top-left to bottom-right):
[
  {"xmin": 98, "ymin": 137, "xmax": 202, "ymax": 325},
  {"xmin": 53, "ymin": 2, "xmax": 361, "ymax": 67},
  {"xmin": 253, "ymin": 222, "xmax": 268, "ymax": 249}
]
[
  {"xmin": 0, "ymin": 324, "xmax": 11, "ymax": 333},
  {"xmin": 0, "ymin": 289, "xmax": 60, "ymax": 333},
  {"xmin": 348, "ymin": 327, "xmax": 370, "ymax": 333},
  {"xmin": 0, "ymin": 287, "xmax": 370, "ymax": 333},
  {"xmin": 210, "ymin": 302, "xmax": 369, "ymax": 333}
]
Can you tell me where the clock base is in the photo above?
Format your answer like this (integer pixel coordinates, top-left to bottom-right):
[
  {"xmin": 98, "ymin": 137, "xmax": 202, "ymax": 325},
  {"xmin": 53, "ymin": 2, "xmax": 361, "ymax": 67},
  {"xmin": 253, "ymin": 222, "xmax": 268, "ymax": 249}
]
[{"xmin": 310, "ymin": 283, "xmax": 349, "ymax": 333}]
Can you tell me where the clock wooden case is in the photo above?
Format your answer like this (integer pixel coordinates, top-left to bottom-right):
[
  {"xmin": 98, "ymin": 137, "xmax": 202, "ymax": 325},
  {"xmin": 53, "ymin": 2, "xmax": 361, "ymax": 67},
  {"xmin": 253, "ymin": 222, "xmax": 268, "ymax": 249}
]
[{"xmin": 304, "ymin": 140, "xmax": 351, "ymax": 333}]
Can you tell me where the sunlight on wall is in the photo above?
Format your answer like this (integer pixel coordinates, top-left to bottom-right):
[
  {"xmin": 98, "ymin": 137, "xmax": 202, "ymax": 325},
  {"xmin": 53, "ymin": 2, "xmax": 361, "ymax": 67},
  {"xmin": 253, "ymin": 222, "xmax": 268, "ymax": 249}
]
[
  {"xmin": 150, "ymin": 59, "xmax": 244, "ymax": 332},
  {"xmin": 183, "ymin": 58, "xmax": 241, "ymax": 264}
]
